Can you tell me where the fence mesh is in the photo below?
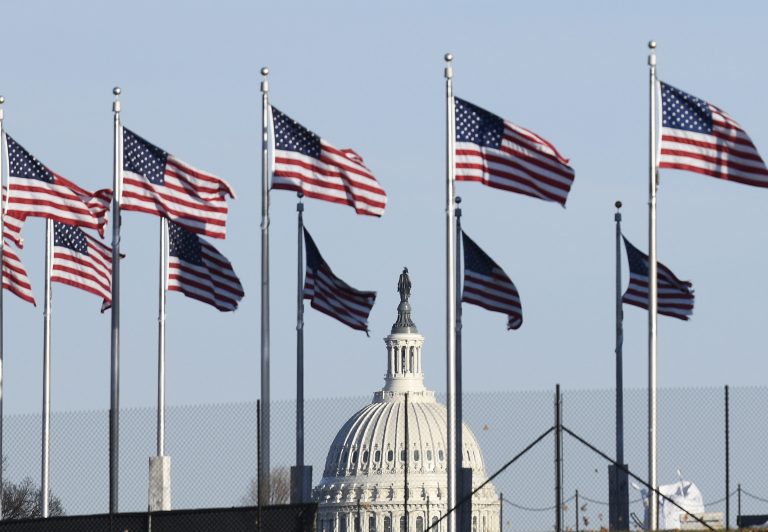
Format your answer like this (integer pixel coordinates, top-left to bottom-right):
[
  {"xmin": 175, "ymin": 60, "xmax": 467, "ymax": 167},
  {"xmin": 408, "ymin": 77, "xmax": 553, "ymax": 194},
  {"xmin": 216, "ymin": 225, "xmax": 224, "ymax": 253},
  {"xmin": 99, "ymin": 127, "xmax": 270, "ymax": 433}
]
[{"xmin": 0, "ymin": 386, "xmax": 765, "ymax": 531}]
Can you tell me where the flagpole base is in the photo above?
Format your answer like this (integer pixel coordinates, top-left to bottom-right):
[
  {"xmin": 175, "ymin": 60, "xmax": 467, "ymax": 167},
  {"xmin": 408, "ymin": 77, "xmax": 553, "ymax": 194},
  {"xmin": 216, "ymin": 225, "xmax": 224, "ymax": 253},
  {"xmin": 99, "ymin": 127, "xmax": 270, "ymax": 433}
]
[
  {"xmin": 148, "ymin": 455, "xmax": 172, "ymax": 511},
  {"xmin": 290, "ymin": 465, "xmax": 312, "ymax": 504}
]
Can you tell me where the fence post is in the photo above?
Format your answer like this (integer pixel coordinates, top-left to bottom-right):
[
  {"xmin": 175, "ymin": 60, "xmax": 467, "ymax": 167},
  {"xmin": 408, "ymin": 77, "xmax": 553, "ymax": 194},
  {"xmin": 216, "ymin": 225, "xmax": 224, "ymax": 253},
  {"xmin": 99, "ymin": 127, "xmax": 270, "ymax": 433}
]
[
  {"xmin": 575, "ymin": 490, "xmax": 580, "ymax": 532},
  {"xmin": 499, "ymin": 492, "xmax": 502, "ymax": 532},
  {"xmin": 738, "ymin": 484, "xmax": 741, "ymax": 523},
  {"xmin": 555, "ymin": 384, "xmax": 563, "ymax": 532},
  {"xmin": 725, "ymin": 385, "xmax": 730, "ymax": 530}
]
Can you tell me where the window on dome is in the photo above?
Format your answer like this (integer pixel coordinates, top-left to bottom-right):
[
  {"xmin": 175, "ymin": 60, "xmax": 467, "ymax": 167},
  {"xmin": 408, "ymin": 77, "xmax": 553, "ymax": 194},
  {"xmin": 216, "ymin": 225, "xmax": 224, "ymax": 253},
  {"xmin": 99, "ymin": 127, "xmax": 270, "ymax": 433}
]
[
  {"xmin": 432, "ymin": 516, "xmax": 439, "ymax": 531},
  {"xmin": 438, "ymin": 450, "xmax": 445, "ymax": 461},
  {"xmin": 426, "ymin": 450, "xmax": 432, "ymax": 461},
  {"xmin": 363, "ymin": 450, "xmax": 369, "ymax": 463},
  {"xmin": 472, "ymin": 515, "xmax": 477, "ymax": 532},
  {"xmin": 369, "ymin": 515, "xmax": 377, "ymax": 532},
  {"xmin": 400, "ymin": 449, "xmax": 406, "ymax": 462},
  {"xmin": 375, "ymin": 450, "xmax": 382, "ymax": 463},
  {"xmin": 409, "ymin": 348, "xmax": 414, "ymax": 372},
  {"xmin": 340, "ymin": 513, "xmax": 347, "ymax": 532},
  {"xmin": 352, "ymin": 451, "xmax": 358, "ymax": 463},
  {"xmin": 342, "ymin": 450, "xmax": 348, "ymax": 463},
  {"xmin": 401, "ymin": 348, "xmax": 406, "ymax": 372},
  {"xmin": 387, "ymin": 450, "xmax": 394, "ymax": 462},
  {"xmin": 400, "ymin": 515, "xmax": 407, "ymax": 532},
  {"xmin": 416, "ymin": 516, "xmax": 424, "ymax": 532},
  {"xmin": 384, "ymin": 515, "xmax": 392, "ymax": 532},
  {"xmin": 414, "ymin": 450, "xmax": 420, "ymax": 461}
]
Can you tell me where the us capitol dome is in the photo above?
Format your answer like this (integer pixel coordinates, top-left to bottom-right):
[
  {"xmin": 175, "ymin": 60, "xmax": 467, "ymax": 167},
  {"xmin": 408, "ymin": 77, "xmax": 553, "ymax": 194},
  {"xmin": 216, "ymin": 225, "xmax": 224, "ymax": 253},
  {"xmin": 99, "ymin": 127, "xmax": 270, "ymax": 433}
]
[{"xmin": 313, "ymin": 269, "xmax": 500, "ymax": 532}]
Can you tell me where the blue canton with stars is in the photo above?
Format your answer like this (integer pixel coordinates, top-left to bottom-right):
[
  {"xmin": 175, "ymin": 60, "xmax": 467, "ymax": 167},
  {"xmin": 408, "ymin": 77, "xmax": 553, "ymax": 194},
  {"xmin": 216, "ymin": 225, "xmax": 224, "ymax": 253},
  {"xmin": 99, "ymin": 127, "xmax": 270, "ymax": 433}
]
[
  {"xmin": 169, "ymin": 221, "xmax": 204, "ymax": 265},
  {"xmin": 463, "ymin": 231, "xmax": 501, "ymax": 275},
  {"xmin": 661, "ymin": 82, "xmax": 713, "ymax": 134},
  {"xmin": 272, "ymin": 107, "xmax": 322, "ymax": 158},
  {"xmin": 6, "ymin": 135, "xmax": 55, "ymax": 182},
  {"xmin": 123, "ymin": 128, "xmax": 169, "ymax": 185},
  {"xmin": 623, "ymin": 237, "xmax": 649, "ymax": 276},
  {"xmin": 455, "ymin": 98, "xmax": 505, "ymax": 148},
  {"xmin": 54, "ymin": 222, "xmax": 89, "ymax": 254}
]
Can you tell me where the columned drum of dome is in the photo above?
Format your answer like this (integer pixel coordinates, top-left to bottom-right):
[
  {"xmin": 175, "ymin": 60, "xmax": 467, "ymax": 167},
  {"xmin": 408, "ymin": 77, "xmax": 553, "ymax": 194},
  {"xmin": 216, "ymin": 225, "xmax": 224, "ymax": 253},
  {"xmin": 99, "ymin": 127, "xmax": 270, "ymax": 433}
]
[{"xmin": 313, "ymin": 270, "xmax": 500, "ymax": 532}]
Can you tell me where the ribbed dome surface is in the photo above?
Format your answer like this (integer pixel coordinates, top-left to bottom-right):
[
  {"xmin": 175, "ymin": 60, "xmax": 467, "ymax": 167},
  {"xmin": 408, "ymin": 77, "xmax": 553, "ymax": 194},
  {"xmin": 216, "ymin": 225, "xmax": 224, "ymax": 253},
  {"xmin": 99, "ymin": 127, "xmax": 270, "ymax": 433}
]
[{"xmin": 321, "ymin": 395, "xmax": 487, "ymax": 480}]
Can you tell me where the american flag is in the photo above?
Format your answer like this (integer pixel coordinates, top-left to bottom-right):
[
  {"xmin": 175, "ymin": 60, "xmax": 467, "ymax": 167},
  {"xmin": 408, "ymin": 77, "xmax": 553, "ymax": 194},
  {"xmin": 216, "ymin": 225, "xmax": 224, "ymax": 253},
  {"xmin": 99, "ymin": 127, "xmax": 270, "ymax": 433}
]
[
  {"xmin": 454, "ymin": 97, "xmax": 575, "ymax": 206},
  {"xmin": 271, "ymin": 107, "xmax": 387, "ymax": 217},
  {"xmin": 167, "ymin": 220, "xmax": 243, "ymax": 312},
  {"xmin": 5, "ymin": 134, "xmax": 112, "ymax": 234},
  {"xmin": 2, "ymin": 240, "xmax": 35, "ymax": 305},
  {"xmin": 121, "ymin": 128, "xmax": 235, "ymax": 239},
  {"xmin": 52, "ymin": 222, "xmax": 113, "ymax": 309},
  {"xmin": 659, "ymin": 82, "xmax": 768, "ymax": 187},
  {"xmin": 303, "ymin": 228, "xmax": 376, "ymax": 333},
  {"xmin": 622, "ymin": 236, "xmax": 694, "ymax": 321},
  {"xmin": 461, "ymin": 231, "xmax": 523, "ymax": 330}
]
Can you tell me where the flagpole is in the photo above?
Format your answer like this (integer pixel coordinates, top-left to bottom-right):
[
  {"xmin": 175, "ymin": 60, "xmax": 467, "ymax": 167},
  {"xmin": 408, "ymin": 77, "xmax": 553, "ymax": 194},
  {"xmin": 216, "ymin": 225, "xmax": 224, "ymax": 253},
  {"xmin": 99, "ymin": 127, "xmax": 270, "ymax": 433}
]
[
  {"xmin": 444, "ymin": 51, "xmax": 458, "ymax": 532},
  {"xmin": 109, "ymin": 86, "xmax": 122, "ymax": 515},
  {"xmin": 0, "ymin": 95, "xmax": 6, "ymax": 520},
  {"xmin": 615, "ymin": 200, "xmax": 624, "ymax": 467},
  {"xmin": 454, "ymin": 196, "xmax": 467, "ymax": 530},
  {"xmin": 259, "ymin": 66, "xmax": 271, "ymax": 502},
  {"xmin": 148, "ymin": 216, "xmax": 171, "ymax": 511},
  {"xmin": 647, "ymin": 40, "xmax": 659, "ymax": 530},
  {"xmin": 41, "ymin": 217, "xmax": 53, "ymax": 518}
]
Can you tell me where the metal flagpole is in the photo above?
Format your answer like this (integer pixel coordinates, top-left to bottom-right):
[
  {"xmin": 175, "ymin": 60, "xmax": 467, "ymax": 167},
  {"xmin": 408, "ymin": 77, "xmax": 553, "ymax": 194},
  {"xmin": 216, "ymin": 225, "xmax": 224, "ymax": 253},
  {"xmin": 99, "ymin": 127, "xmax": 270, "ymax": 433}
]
[
  {"xmin": 444, "ymin": 51, "xmax": 457, "ymax": 532},
  {"xmin": 455, "ymin": 196, "xmax": 469, "ymax": 531},
  {"xmin": 259, "ymin": 66, "xmax": 271, "ymax": 502},
  {"xmin": 110, "ymin": 86, "xmax": 123, "ymax": 515},
  {"xmin": 0, "ymin": 95, "xmax": 6, "ymax": 521},
  {"xmin": 647, "ymin": 40, "xmax": 659, "ymax": 530},
  {"xmin": 41, "ymin": 217, "xmax": 53, "ymax": 518},
  {"xmin": 148, "ymin": 216, "xmax": 171, "ymax": 511},
  {"xmin": 404, "ymin": 392, "xmax": 409, "ymax": 532}
]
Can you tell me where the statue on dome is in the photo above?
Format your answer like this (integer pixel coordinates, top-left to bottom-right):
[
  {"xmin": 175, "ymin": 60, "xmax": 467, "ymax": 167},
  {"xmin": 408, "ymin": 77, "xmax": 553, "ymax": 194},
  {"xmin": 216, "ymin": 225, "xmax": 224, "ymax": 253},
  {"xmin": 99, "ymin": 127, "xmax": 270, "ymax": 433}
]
[{"xmin": 397, "ymin": 267, "xmax": 411, "ymax": 303}]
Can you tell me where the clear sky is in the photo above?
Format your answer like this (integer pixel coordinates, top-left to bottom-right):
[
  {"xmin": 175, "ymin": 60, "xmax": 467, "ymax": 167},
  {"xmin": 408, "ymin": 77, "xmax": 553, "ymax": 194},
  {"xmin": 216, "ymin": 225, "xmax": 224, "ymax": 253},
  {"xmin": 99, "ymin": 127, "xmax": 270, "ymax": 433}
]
[{"xmin": 1, "ymin": 0, "xmax": 767, "ymax": 416}]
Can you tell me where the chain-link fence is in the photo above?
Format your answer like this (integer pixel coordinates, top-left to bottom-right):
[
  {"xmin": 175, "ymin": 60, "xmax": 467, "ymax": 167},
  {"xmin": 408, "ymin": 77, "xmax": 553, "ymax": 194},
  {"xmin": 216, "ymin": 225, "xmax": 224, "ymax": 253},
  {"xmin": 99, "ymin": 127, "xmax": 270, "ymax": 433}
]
[{"xmin": 0, "ymin": 386, "xmax": 766, "ymax": 531}]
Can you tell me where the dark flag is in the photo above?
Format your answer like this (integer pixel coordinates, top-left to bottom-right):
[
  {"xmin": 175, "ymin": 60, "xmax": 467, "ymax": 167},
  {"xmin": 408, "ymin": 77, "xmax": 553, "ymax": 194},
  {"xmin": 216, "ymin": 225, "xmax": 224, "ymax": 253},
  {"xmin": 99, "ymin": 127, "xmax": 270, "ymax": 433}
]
[
  {"xmin": 121, "ymin": 128, "xmax": 235, "ymax": 239},
  {"xmin": 271, "ymin": 107, "xmax": 387, "ymax": 217},
  {"xmin": 167, "ymin": 221, "xmax": 244, "ymax": 311},
  {"xmin": 303, "ymin": 228, "xmax": 376, "ymax": 333},
  {"xmin": 659, "ymin": 82, "xmax": 768, "ymax": 187},
  {"xmin": 5, "ymin": 134, "xmax": 111, "ymax": 234},
  {"xmin": 461, "ymin": 231, "xmax": 523, "ymax": 330},
  {"xmin": 52, "ymin": 222, "xmax": 114, "ymax": 310},
  {"xmin": 622, "ymin": 236, "xmax": 694, "ymax": 320},
  {"xmin": 454, "ymin": 97, "xmax": 575, "ymax": 206}
]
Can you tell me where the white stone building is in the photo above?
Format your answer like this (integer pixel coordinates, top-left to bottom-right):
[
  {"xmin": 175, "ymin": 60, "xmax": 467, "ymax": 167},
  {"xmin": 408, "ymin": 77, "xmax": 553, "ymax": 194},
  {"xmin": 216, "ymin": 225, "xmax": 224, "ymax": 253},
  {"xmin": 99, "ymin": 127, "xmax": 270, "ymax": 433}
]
[{"xmin": 313, "ymin": 272, "xmax": 500, "ymax": 531}]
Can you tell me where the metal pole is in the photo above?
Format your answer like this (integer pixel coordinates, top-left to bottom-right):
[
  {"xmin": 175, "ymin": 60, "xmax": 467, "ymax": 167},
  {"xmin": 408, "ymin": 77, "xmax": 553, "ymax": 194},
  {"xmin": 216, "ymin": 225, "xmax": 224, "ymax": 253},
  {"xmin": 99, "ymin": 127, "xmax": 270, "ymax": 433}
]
[
  {"xmin": 357, "ymin": 497, "xmax": 361, "ymax": 532},
  {"xmin": 615, "ymin": 201, "xmax": 624, "ymax": 468},
  {"xmin": 455, "ymin": 196, "xmax": 465, "ymax": 531},
  {"xmin": 427, "ymin": 495, "xmax": 430, "ymax": 530},
  {"xmin": 576, "ymin": 490, "xmax": 580, "ymax": 532},
  {"xmin": 260, "ymin": 66, "xmax": 271, "ymax": 503},
  {"xmin": 157, "ymin": 218, "xmax": 168, "ymax": 457},
  {"xmin": 737, "ymin": 484, "xmax": 741, "ymax": 522},
  {"xmin": 725, "ymin": 385, "xmax": 730, "ymax": 529},
  {"xmin": 499, "ymin": 493, "xmax": 502, "ymax": 532},
  {"xmin": 0, "ymin": 95, "xmax": 6, "ymax": 521},
  {"xmin": 555, "ymin": 384, "xmax": 562, "ymax": 532},
  {"xmin": 405, "ymin": 392, "xmax": 409, "ymax": 532},
  {"xmin": 41, "ymin": 217, "xmax": 53, "ymax": 517},
  {"xmin": 296, "ymin": 193, "xmax": 304, "ymax": 469},
  {"xmin": 647, "ymin": 40, "xmax": 659, "ymax": 531},
  {"xmin": 256, "ymin": 399, "xmax": 262, "ymax": 531},
  {"xmin": 444, "ymin": 51, "xmax": 457, "ymax": 532},
  {"xmin": 109, "ymin": 86, "xmax": 122, "ymax": 515}
]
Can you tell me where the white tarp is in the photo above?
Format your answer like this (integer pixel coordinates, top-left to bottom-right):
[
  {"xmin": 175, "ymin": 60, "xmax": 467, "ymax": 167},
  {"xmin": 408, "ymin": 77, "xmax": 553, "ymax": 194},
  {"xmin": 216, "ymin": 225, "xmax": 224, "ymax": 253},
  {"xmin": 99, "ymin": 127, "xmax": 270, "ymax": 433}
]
[{"xmin": 638, "ymin": 476, "xmax": 705, "ymax": 530}]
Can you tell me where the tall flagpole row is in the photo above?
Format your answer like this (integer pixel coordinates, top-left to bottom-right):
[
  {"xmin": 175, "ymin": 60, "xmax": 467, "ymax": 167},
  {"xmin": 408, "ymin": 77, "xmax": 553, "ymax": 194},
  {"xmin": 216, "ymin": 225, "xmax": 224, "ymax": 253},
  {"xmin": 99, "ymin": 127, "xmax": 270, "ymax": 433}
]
[
  {"xmin": 0, "ymin": 94, "xmax": 6, "ymax": 521},
  {"xmin": 296, "ymin": 193, "xmax": 304, "ymax": 466},
  {"xmin": 41, "ymin": 217, "xmax": 53, "ymax": 518},
  {"xmin": 615, "ymin": 200, "xmax": 624, "ymax": 468},
  {"xmin": 444, "ymin": 51, "xmax": 458, "ymax": 532},
  {"xmin": 259, "ymin": 66, "xmax": 271, "ymax": 503},
  {"xmin": 109, "ymin": 86, "xmax": 122, "ymax": 515},
  {"xmin": 647, "ymin": 40, "xmax": 659, "ymax": 530},
  {"xmin": 454, "ymin": 195, "xmax": 466, "ymax": 530}
]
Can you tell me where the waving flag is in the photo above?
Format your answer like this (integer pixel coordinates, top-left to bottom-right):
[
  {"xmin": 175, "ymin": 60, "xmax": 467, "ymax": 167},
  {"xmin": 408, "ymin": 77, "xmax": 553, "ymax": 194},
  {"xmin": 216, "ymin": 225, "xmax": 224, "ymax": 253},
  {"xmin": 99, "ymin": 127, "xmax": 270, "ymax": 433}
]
[
  {"xmin": 167, "ymin": 221, "xmax": 243, "ymax": 311},
  {"xmin": 622, "ymin": 236, "xmax": 694, "ymax": 321},
  {"xmin": 121, "ymin": 128, "xmax": 235, "ymax": 239},
  {"xmin": 461, "ymin": 231, "xmax": 522, "ymax": 330},
  {"xmin": 52, "ymin": 222, "xmax": 113, "ymax": 309},
  {"xmin": 2, "ymin": 242, "xmax": 35, "ymax": 305},
  {"xmin": 659, "ymin": 82, "xmax": 768, "ymax": 187},
  {"xmin": 272, "ymin": 107, "xmax": 387, "ymax": 217},
  {"xmin": 5, "ymin": 134, "xmax": 111, "ymax": 234},
  {"xmin": 303, "ymin": 228, "xmax": 376, "ymax": 332},
  {"xmin": 454, "ymin": 98, "xmax": 575, "ymax": 206}
]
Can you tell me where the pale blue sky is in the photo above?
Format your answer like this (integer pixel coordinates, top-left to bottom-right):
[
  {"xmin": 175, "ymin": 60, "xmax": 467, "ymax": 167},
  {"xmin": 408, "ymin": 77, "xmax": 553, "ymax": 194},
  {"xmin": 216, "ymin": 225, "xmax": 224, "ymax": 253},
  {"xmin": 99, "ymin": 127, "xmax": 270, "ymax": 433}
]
[{"xmin": 1, "ymin": 0, "xmax": 767, "ymax": 416}]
